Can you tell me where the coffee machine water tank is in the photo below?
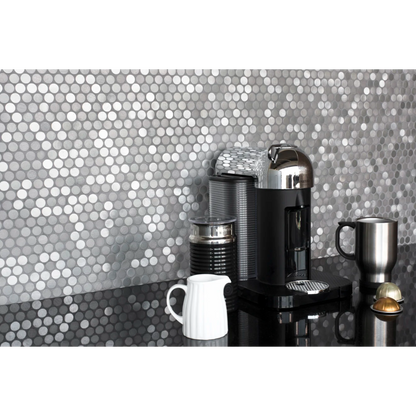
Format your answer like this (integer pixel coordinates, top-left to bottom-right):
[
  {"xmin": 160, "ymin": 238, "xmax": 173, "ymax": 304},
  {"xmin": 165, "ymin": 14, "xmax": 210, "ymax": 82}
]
[{"xmin": 215, "ymin": 143, "xmax": 314, "ymax": 286}]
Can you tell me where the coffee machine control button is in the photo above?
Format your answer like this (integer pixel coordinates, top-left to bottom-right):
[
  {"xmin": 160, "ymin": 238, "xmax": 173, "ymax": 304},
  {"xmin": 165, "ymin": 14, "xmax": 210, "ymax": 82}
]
[{"xmin": 268, "ymin": 143, "xmax": 297, "ymax": 163}]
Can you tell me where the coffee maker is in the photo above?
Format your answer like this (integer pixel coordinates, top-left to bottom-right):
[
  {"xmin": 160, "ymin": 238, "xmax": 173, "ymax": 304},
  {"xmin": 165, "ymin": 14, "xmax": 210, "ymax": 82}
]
[{"xmin": 210, "ymin": 143, "xmax": 352, "ymax": 309}]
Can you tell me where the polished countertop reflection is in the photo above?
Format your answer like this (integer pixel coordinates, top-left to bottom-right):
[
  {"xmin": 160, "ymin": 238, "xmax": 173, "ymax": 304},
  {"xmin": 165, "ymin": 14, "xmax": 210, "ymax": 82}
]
[{"xmin": 1, "ymin": 244, "xmax": 415, "ymax": 347}]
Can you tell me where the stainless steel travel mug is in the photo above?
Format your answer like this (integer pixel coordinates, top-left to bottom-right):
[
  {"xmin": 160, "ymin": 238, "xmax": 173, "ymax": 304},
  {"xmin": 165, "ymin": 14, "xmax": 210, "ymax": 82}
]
[{"xmin": 335, "ymin": 217, "xmax": 398, "ymax": 285}]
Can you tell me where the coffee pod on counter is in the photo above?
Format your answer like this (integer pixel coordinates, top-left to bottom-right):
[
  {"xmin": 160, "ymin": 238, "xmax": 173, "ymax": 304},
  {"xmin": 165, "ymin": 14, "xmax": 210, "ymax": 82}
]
[
  {"xmin": 374, "ymin": 282, "xmax": 404, "ymax": 303},
  {"xmin": 370, "ymin": 297, "xmax": 403, "ymax": 315}
]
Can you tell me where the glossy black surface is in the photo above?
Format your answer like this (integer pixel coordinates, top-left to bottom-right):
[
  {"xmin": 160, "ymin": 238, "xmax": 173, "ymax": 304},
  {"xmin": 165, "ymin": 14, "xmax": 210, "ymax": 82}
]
[
  {"xmin": 257, "ymin": 188, "xmax": 311, "ymax": 285},
  {"xmin": 238, "ymin": 269, "xmax": 352, "ymax": 309},
  {"xmin": 1, "ymin": 244, "xmax": 415, "ymax": 346}
]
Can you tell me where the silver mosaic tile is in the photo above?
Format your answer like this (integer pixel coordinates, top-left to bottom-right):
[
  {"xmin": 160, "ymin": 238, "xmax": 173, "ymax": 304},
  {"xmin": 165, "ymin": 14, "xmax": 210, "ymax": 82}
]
[{"xmin": 1, "ymin": 69, "xmax": 416, "ymax": 305}]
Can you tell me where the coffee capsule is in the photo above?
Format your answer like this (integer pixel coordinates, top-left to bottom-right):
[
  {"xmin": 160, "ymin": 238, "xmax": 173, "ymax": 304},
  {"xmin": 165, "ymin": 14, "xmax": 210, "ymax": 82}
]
[
  {"xmin": 370, "ymin": 297, "xmax": 403, "ymax": 315},
  {"xmin": 374, "ymin": 282, "xmax": 403, "ymax": 303}
]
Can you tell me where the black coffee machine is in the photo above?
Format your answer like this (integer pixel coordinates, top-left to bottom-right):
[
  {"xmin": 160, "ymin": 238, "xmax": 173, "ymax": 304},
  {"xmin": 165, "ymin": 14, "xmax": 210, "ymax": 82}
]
[{"xmin": 211, "ymin": 143, "xmax": 352, "ymax": 309}]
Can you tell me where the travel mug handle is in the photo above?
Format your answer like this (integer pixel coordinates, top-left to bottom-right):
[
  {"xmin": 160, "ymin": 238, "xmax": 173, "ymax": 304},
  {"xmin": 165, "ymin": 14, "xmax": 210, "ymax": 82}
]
[
  {"xmin": 335, "ymin": 221, "xmax": 356, "ymax": 261},
  {"xmin": 166, "ymin": 284, "xmax": 187, "ymax": 325}
]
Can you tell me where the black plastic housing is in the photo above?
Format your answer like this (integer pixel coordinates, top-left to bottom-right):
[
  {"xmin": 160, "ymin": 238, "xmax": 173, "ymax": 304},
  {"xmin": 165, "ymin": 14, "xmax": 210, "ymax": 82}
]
[
  {"xmin": 190, "ymin": 241, "xmax": 238, "ymax": 312},
  {"xmin": 257, "ymin": 188, "xmax": 311, "ymax": 286}
]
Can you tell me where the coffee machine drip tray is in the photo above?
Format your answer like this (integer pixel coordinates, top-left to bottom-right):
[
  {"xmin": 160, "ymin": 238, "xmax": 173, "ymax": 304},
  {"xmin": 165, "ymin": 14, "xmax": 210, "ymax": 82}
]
[
  {"xmin": 238, "ymin": 269, "xmax": 352, "ymax": 309},
  {"xmin": 286, "ymin": 279, "xmax": 330, "ymax": 294}
]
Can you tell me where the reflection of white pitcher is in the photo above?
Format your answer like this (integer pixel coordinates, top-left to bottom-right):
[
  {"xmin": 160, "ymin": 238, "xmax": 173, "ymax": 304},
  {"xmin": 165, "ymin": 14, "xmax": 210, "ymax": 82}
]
[{"xmin": 166, "ymin": 274, "xmax": 231, "ymax": 340}]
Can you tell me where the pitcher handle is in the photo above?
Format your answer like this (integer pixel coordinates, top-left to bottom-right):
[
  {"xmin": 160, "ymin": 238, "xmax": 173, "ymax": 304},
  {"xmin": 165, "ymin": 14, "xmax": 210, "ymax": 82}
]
[
  {"xmin": 335, "ymin": 221, "xmax": 356, "ymax": 261},
  {"xmin": 166, "ymin": 284, "xmax": 187, "ymax": 325}
]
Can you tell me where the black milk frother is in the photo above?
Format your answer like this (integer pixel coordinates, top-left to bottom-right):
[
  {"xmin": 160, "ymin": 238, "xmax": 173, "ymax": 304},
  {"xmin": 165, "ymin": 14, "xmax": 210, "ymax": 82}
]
[{"xmin": 189, "ymin": 216, "xmax": 238, "ymax": 312}]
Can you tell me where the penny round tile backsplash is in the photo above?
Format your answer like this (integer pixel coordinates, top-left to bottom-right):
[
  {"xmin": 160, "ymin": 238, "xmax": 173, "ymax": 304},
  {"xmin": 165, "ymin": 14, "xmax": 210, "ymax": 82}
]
[{"xmin": 1, "ymin": 69, "xmax": 415, "ymax": 305}]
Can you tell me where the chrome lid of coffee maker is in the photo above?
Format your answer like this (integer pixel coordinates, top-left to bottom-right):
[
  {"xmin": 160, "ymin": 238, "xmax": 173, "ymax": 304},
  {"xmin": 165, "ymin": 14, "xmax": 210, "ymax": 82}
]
[{"xmin": 215, "ymin": 143, "xmax": 314, "ymax": 190}]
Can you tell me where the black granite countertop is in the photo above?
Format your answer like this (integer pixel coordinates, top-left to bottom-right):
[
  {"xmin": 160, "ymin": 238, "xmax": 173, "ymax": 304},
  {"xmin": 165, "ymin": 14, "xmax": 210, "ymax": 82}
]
[{"xmin": 1, "ymin": 244, "xmax": 415, "ymax": 347}]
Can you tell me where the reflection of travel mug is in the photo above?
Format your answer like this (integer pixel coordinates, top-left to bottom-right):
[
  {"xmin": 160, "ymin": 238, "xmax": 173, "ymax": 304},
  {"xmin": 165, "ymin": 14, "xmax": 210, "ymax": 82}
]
[
  {"xmin": 335, "ymin": 289, "xmax": 398, "ymax": 346},
  {"xmin": 335, "ymin": 217, "xmax": 398, "ymax": 286},
  {"xmin": 189, "ymin": 216, "xmax": 238, "ymax": 312}
]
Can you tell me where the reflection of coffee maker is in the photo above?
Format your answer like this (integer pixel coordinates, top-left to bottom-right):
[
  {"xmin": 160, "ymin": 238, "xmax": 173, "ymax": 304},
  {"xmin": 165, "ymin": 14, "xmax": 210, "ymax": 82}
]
[{"xmin": 211, "ymin": 143, "xmax": 352, "ymax": 308}]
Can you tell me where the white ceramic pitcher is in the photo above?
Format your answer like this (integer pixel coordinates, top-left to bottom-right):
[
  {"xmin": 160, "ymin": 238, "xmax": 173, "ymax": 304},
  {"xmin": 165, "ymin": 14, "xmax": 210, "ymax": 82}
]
[{"xmin": 166, "ymin": 274, "xmax": 231, "ymax": 340}]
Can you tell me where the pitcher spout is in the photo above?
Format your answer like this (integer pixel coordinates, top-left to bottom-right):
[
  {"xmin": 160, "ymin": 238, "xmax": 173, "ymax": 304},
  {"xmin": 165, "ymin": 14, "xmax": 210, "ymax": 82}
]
[
  {"xmin": 188, "ymin": 274, "xmax": 231, "ymax": 287},
  {"xmin": 213, "ymin": 275, "xmax": 231, "ymax": 287}
]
